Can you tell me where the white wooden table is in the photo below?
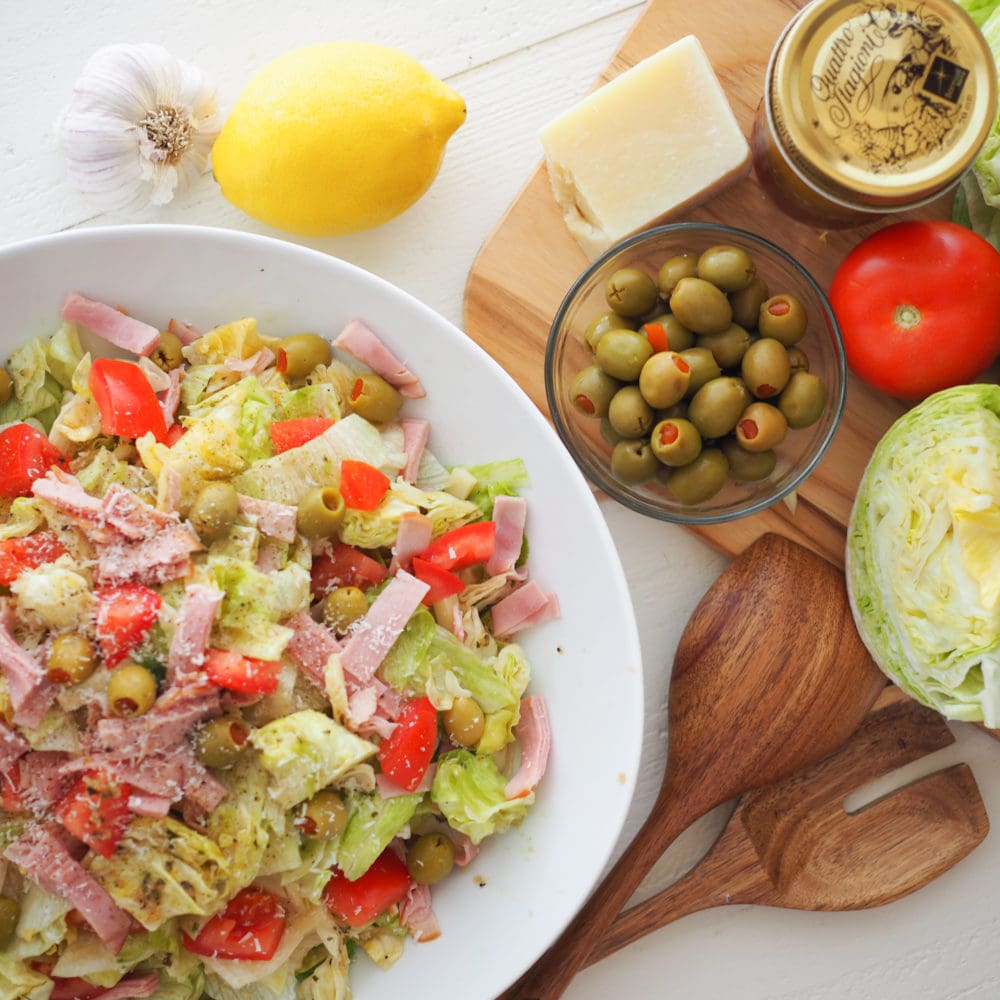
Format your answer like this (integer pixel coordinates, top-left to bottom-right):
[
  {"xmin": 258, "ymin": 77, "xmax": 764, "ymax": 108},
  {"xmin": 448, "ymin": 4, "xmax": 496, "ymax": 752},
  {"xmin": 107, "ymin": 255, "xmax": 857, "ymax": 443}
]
[{"xmin": 3, "ymin": 1, "xmax": 999, "ymax": 996}]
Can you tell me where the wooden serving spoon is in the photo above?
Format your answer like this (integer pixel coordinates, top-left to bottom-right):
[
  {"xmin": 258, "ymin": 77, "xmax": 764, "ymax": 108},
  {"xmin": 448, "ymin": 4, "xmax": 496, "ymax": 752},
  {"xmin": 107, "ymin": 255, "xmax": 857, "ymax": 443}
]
[
  {"xmin": 590, "ymin": 685, "xmax": 989, "ymax": 964},
  {"xmin": 501, "ymin": 532, "xmax": 885, "ymax": 1000}
]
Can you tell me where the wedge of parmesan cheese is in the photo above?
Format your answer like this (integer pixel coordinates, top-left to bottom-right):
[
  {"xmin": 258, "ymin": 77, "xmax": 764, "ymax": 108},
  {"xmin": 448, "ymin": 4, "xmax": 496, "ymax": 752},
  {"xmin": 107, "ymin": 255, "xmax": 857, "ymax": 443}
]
[{"xmin": 539, "ymin": 36, "xmax": 751, "ymax": 259}]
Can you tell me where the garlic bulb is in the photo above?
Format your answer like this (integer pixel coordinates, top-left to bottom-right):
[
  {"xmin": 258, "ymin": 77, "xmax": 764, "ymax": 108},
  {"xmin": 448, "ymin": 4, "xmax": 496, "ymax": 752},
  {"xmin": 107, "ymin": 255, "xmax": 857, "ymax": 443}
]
[{"xmin": 60, "ymin": 43, "xmax": 222, "ymax": 210}]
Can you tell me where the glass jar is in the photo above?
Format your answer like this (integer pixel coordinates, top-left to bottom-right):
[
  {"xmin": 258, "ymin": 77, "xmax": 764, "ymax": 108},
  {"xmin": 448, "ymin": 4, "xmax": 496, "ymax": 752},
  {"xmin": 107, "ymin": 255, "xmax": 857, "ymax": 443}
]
[{"xmin": 751, "ymin": 0, "xmax": 997, "ymax": 229}]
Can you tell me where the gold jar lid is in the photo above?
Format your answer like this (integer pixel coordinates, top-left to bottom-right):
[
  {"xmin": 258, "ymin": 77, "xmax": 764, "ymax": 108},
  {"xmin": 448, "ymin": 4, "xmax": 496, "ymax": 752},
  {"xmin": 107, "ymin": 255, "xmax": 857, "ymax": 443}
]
[{"xmin": 768, "ymin": 0, "xmax": 997, "ymax": 210}]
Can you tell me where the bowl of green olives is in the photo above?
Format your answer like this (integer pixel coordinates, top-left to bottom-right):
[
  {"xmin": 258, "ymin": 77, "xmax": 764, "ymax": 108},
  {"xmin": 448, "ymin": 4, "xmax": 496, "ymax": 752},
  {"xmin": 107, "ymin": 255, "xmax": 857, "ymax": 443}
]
[{"xmin": 545, "ymin": 222, "xmax": 846, "ymax": 524}]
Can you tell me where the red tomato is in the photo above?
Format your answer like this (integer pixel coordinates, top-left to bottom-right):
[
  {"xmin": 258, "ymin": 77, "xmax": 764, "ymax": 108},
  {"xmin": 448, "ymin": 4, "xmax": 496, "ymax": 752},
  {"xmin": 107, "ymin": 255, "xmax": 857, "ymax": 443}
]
[
  {"xmin": 55, "ymin": 770, "xmax": 132, "ymax": 858},
  {"xmin": 323, "ymin": 849, "xmax": 413, "ymax": 928},
  {"xmin": 204, "ymin": 648, "xmax": 283, "ymax": 695},
  {"xmin": 339, "ymin": 459, "xmax": 390, "ymax": 511},
  {"xmin": 89, "ymin": 357, "xmax": 168, "ymax": 441},
  {"xmin": 310, "ymin": 542, "xmax": 387, "ymax": 599},
  {"xmin": 0, "ymin": 532, "xmax": 68, "ymax": 586},
  {"xmin": 0, "ymin": 424, "xmax": 66, "ymax": 498},
  {"xmin": 377, "ymin": 696, "xmax": 438, "ymax": 791},
  {"xmin": 164, "ymin": 422, "xmax": 186, "ymax": 446},
  {"xmin": 416, "ymin": 521, "xmax": 496, "ymax": 572},
  {"xmin": 182, "ymin": 888, "xmax": 287, "ymax": 961},
  {"xmin": 829, "ymin": 221, "xmax": 1000, "ymax": 400},
  {"xmin": 94, "ymin": 584, "xmax": 162, "ymax": 668},
  {"xmin": 411, "ymin": 556, "xmax": 465, "ymax": 605},
  {"xmin": 268, "ymin": 416, "xmax": 336, "ymax": 453}
]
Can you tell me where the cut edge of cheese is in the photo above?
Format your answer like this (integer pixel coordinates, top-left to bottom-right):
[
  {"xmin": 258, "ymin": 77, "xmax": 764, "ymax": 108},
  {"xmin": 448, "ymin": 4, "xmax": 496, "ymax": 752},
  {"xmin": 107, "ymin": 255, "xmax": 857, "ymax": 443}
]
[{"xmin": 539, "ymin": 35, "xmax": 752, "ymax": 260}]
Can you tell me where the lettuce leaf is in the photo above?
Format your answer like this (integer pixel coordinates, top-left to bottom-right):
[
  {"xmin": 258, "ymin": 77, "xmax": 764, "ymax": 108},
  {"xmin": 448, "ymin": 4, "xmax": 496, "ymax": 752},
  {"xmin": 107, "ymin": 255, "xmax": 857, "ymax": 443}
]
[
  {"xmin": 208, "ymin": 557, "xmax": 310, "ymax": 661},
  {"xmin": 379, "ymin": 609, "xmax": 526, "ymax": 751},
  {"xmin": 336, "ymin": 791, "xmax": 422, "ymax": 880},
  {"xmin": 250, "ymin": 709, "xmax": 377, "ymax": 808},
  {"xmin": 431, "ymin": 750, "xmax": 531, "ymax": 844},
  {"xmin": 954, "ymin": 2, "xmax": 1000, "ymax": 240},
  {"xmin": 339, "ymin": 480, "xmax": 481, "ymax": 550},
  {"xmin": 88, "ymin": 817, "xmax": 231, "ymax": 928},
  {"xmin": 461, "ymin": 458, "xmax": 529, "ymax": 518},
  {"xmin": 232, "ymin": 414, "xmax": 401, "ymax": 505},
  {"xmin": 0, "ymin": 955, "xmax": 50, "ymax": 1000},
  {"xmin": 0, "ymin": 337, "xmax": 64, "ymax": 431}
]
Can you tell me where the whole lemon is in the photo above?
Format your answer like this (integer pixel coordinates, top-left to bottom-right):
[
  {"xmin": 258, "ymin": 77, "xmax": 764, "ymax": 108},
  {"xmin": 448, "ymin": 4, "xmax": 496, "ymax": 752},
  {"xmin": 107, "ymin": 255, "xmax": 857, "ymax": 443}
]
[{"xmin": 212, "ymin": 43, "xmax": 466, "ymax": 236}]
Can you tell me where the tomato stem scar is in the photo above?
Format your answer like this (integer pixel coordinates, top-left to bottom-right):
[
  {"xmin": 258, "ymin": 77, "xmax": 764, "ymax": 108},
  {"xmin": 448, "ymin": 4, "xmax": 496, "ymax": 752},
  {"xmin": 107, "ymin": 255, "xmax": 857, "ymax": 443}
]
[{"xmin": 893, "ymin": 303, "xmax": 922, "ymax": 330}]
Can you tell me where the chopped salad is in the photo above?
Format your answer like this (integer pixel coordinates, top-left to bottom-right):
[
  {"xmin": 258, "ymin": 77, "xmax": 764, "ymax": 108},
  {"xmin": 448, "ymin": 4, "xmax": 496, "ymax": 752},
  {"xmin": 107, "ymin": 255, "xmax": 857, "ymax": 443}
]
[{"xmin": 0, "ymin": 295, "xmax": 554, "ymax": 1000}]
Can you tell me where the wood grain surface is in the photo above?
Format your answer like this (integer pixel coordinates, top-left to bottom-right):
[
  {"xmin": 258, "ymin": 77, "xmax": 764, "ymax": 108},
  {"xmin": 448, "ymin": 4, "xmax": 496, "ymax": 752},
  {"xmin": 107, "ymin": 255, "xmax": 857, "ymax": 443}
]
[
  {"xmin": 590, "ymin": 686, "xmax": 990, "ymax": 964},
  {"xmin": 462, "ymin": 0, "xmax": 954, "ymax": 568}
]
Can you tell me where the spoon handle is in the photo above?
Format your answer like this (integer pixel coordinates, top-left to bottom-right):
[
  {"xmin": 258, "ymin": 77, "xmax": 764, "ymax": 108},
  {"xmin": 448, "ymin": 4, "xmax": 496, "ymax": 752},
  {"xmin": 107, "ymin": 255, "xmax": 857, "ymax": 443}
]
[
  {"xmin": 587, "ymin": 808, "xmax": 765, "ymax": 965},
  {"xmin": 498, "ymin": 785, "xmax": 705, "ymax": 1000}
]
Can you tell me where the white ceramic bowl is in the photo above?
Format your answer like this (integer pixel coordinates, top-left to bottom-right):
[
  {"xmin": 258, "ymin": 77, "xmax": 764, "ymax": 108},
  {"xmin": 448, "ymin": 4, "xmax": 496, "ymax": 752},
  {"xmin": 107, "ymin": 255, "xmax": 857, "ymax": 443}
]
[{"xmin": 0, "ymin": 225, "xmax": 643, "ymax": 999}]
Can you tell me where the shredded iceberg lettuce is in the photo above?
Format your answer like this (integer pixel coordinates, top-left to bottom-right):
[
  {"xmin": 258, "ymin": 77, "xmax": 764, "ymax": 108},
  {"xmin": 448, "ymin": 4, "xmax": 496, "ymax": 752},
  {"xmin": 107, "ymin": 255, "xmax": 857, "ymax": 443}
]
[
  {"xmin": 88, "ymin": 817, "xmax": 232, "ymax": 928},
  {"xmin": 431, "ymin": 750, "xmax": 532, "ymax": 844},
  {"xmin": 250, "ymin": 710, "xmax": 377, "ymax": 807},
  {"xmin": 337, "ymin": 791, "xmax": 422, "ymax": 880}
]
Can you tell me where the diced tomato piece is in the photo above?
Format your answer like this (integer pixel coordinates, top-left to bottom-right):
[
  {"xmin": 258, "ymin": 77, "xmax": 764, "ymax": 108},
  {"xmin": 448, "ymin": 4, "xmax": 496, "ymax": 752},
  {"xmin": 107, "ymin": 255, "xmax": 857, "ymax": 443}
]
[
  {"xmin": 416, "ymin": 521, "xmax": 496, "ymax": 572},
  {"xmin": 164, "ymin": 422, "xmax": 186, "ymax": 446},
  {"xmin": 377, "ymin": 696, "xmax": 438, "ymax": 792},
  {"xmin": 323, "ymin": 849, "xmax": 413, "ymax": 928},
  {"xmin": 182, "ymin": 887, "xmax": 287, "ymax": 961},
  {"xmin": 0, "ymin": 532, "xmax": 68, "ymax": 586},
  {"xmin": 268, "ymin": 417, "xmax": 336, "ymax": 454},
  {"xmin": 94, "ymin": 583, "xmax": 162, "ymax": 668},
  {"xmin": 204, "ymin": 648, "xmax": 283, "ymax": 695},
  {"xmin": 89, "ymin": 358, "xmax": 168, "ymax": 442},
  {"xmin": 339, "ymin": 459, "xmax": 390, "ymax": 511},
  {"xmin": 310, "ymin": 542, "xmax": 388, "ymax": 599},
  {"xmin": 55, "ymin": 770, "xmax": 132, "ymax": 858},
  {"xmin": 411, "ymin": 557, "xmax": 465, "ymax": 605},
  {"xmin": 0, "ymin": 424, "xmax": 66, "ymax": 499},
  {"xmin": 0, "ymin": 763, "xmax": 26, "ymax": 812}
]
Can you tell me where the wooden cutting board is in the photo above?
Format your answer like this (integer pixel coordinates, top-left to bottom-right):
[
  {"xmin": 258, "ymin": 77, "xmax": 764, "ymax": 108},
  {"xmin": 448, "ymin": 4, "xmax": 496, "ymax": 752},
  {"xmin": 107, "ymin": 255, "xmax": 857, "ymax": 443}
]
[{"xmin": 462, "ymin": 0, "xmax": 956, "ymax": 568}]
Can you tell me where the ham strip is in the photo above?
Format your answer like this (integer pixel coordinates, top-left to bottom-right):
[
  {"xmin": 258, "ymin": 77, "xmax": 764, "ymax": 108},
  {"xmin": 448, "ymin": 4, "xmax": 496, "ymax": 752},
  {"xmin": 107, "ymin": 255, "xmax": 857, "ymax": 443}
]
[
  {"xmin": 158, "ymin": 366, "xmax": 184, "ymax": 426},
  {"xmin": 166, "ymin": 584, "xmax": 224, "ymax": 685},
  {"xmin": 224, "ymin": 347, "xmax": 275, "ymax": 374},
  {"xmin": 4, "ymin": 823, "xmax": 132, "ymax": 953},
  {"xmin": 284, "ymin": 611, "xmax": 342, "ymax": 690},
  {"xmin": 90, "ymin": 684, "xmax": 222, "ymax": 756},
  {"xmin": 339, "ymin": 570, "xmax": 430, "ymax": 684},
  {"xmin": 237, "ymin": 494, "xmax": 298, "ymax": 543},
  {"xmin": 399, "ymin": 882, "xmax": 441, "ymax": 942},
  {"xmin": 334, "ymin": 320, "xmax": 426, "ymax": 398},
  {"xmin": 31, "ymin": 468, "xmax": 105, "ymax": 533},
  {"xmin": 0, "ymin": 600, "xmax": 54, "ymax": 728},
  {"xmin": 490, "ymin": 580, "xmax": 560, "ymax": 637},
  {"xmin": 168, "ymin": 317, "xmax": 201, "ymax": 345},
  {"xmin": 61, "ymin": 292, "xmax": 160, "ymax": 357},
  {"xmin": 390, "ymin": 511, "xmax": 433, "ymax": 573},
  {"xmin": 505, "ymin": 695, "xmax": 552, "ymax": 799},
  {"xmin": 400, "ymin": 418, "xmax": 430, "ymax": 482},
  {"xmin": 485, "ymin": 496, "xmax": 527, "ymax": 577},
  {"xmin": 19, "ymin": 751, "xmax": 73, "ymax": 812},
  {"xmin": 0, "ymin": 720, "xmax": 30, "ymax": 772},
  {"xmin": 32, "ymin": 471, "xmax": 202, "ymax": 586}
]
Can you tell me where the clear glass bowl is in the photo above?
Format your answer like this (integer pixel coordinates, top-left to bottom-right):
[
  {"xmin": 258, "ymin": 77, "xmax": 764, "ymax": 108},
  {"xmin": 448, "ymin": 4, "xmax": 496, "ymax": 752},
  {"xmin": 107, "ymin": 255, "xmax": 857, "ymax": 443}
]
[{"xmin": 544, "ymin": 222, "xmax": 847, "ymax": 525}]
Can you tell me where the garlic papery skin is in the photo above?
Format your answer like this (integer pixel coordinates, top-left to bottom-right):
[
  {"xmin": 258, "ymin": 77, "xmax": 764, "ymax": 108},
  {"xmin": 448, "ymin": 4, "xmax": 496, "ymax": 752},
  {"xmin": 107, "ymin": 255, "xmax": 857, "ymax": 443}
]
[{"xmin": 60, "ymin": 43, "xmax": 222, "ymax": 211}]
